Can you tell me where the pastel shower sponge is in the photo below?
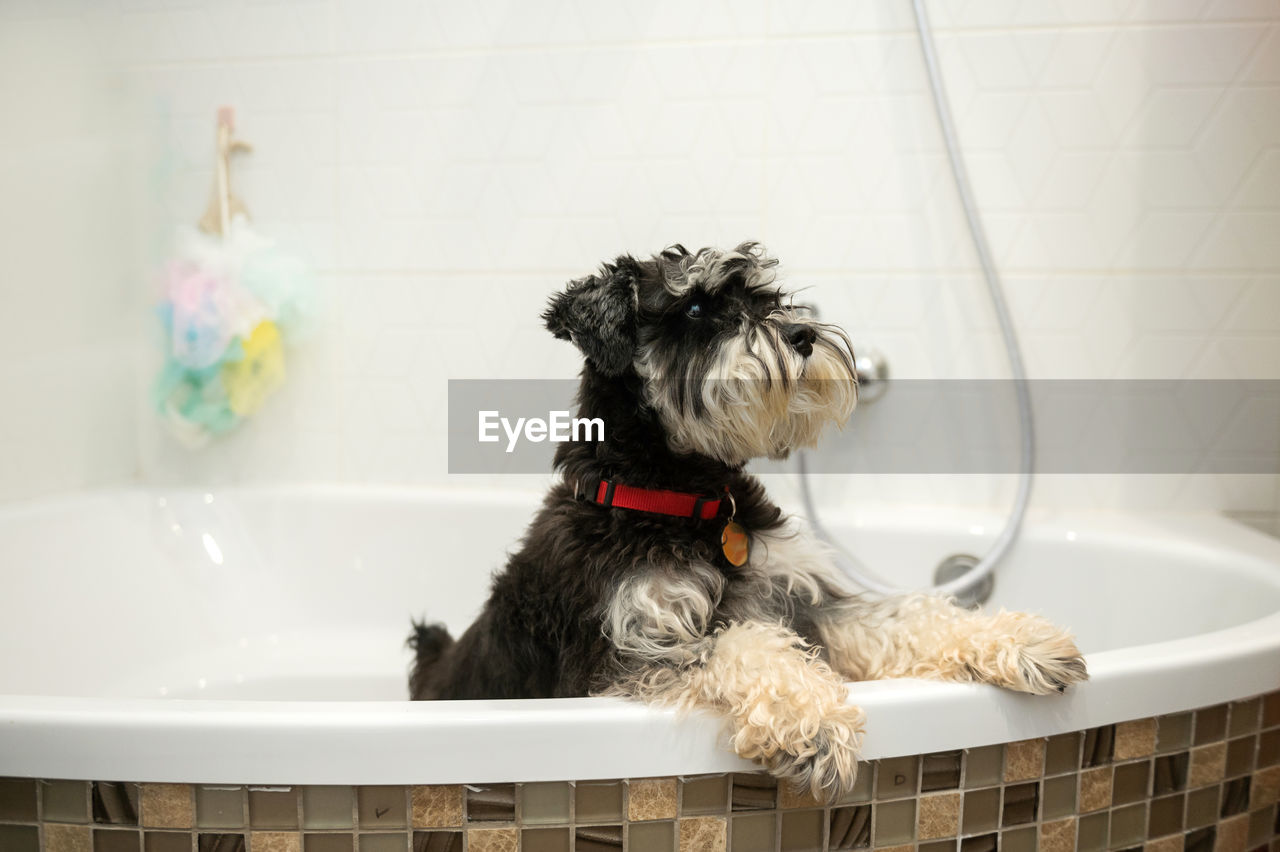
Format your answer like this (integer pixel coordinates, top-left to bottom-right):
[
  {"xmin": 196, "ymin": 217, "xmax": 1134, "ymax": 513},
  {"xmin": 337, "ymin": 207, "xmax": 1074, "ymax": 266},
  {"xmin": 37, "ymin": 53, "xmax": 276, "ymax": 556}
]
[{"xmin": 152, "ymin": 216, "xmax": 314, "ymax": 447}]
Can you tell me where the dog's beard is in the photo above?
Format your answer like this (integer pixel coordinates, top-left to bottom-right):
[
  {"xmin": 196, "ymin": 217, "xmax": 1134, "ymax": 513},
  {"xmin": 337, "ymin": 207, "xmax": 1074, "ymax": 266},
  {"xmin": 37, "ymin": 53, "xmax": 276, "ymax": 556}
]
[{"xmin": 638, "ymin": 318, "xmax": 858, "ymax": 465}]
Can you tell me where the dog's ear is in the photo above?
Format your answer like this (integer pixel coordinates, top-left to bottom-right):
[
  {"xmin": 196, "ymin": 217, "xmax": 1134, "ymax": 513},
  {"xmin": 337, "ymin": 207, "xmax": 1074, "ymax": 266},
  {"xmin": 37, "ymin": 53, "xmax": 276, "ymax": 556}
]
[{"xmin": 542, "ymin": 256, "xmax": 640, "ymax": 376}]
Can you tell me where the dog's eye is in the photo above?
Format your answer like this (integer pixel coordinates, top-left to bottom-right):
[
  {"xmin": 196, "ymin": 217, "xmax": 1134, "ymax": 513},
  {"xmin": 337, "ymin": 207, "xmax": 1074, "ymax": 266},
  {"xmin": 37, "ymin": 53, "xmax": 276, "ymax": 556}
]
[{"xmin": 685, "ymin": 301, "xmax": 705, "ymax": 319}]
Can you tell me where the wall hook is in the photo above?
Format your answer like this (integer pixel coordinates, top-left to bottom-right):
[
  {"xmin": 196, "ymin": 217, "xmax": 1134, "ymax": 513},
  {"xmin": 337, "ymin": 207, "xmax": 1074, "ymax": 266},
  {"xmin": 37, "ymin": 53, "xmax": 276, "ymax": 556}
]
[{"xmin": 198, "ymin": 106, "xmax": 253, "ymax": 237}]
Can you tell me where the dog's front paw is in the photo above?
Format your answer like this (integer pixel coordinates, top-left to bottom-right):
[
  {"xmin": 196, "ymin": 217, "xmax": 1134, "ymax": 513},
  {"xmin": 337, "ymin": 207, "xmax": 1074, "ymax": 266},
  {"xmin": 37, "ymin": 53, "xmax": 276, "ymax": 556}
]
[
  {"xmin": 985, "ymin": 614, "xmax": 1088, "ymax": 695},
  {"xmin": 756, "ymin": 703, "xmax": 866, "ymax": 802}
]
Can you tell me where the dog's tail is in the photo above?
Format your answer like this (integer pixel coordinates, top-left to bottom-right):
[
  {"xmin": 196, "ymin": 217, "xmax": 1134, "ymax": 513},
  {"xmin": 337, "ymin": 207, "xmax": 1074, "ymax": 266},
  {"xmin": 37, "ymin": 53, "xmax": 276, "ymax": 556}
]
[{"xmin": 407, "ymin": 619, "xmax": 454, "ymax": 700}]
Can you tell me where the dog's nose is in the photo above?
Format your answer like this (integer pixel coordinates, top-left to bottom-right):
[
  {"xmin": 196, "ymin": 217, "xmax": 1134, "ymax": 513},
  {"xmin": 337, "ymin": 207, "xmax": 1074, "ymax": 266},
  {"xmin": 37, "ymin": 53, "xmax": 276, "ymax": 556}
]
[{"xmin": 784, "ymin": 323, "xmax": 817, "ymax": 358}]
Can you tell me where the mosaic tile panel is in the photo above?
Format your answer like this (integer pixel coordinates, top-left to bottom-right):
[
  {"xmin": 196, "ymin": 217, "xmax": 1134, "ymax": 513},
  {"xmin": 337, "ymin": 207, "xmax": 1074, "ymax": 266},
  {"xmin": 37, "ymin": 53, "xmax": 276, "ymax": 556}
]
[{"xmin": 2, "ymin": 691, "xmax": 1278, "ymax": 851}]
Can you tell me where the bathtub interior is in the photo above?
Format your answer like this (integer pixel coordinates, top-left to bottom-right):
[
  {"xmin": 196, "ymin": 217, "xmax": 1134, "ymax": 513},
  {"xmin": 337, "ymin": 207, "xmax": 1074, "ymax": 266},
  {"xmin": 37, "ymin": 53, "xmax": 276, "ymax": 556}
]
[{"xmin": 3, "ymin": 487, "xmax": 1280, "ymax": 705}]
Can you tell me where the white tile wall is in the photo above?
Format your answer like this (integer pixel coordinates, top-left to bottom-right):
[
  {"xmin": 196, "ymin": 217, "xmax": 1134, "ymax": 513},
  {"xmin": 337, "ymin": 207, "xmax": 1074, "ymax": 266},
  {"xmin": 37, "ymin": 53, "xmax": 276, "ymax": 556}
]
[
  {"xmin": 0, "ymin": 2, "xmax": 142, "ymax": 502},
  {"xmin": 2, "ymin": 0, "xmax": 1278, "ymax": 520}
]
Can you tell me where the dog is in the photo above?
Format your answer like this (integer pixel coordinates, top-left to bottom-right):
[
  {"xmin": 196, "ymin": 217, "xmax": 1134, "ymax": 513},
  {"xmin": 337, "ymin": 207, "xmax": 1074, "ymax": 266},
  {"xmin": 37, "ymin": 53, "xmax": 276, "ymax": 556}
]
[{"xmin": 409, "ymin": 242, "xmax": 1087, "ymax": 799}]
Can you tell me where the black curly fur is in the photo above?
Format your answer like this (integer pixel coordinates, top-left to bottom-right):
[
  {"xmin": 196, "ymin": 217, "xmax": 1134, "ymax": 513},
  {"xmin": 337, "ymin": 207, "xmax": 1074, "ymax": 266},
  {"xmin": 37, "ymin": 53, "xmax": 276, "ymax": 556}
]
[{"xmin": 407, "ymin": 246, "xmax": 803, "ymax": 701}]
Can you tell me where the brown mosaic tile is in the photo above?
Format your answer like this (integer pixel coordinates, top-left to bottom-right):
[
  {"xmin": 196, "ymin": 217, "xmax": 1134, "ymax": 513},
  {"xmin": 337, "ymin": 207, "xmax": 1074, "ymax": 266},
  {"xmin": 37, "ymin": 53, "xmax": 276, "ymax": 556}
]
[
  {"xmin": 1260, "ymin": 729, "xmax": 1280, "ymax": 767},
  {"xmin": 411, "ymin": 829, "xmax": 461, "ymax": 852},
  {"xmin": 1045, "ymin": 733, "xmax": 1081, "ymax": 776},
  {"xmin": 1190, "ymin": 743, "xmax": 1228, "ymax": 788},
  {"xmin": 1040, "ymin": 817, "xmax": 1075, "ymax": 852},
  {"xmin": 577, "ymin": 781, "xmax": 624, "ymax": 822},
  {"xmin": 197, "ymin": 788, "xmax": 245, "ymax": 830},
  {"xmin": 876, "ymin": 757, "xmax": 919, "ymax": 799},
  {"xmin": 1215, "ymin": 813, "xmax": 1248, "ymax": 852},
  {"xmin": 729, "ymin": 775, "xmax": 775, "ymax": 813},
  {"xmin": 629, "ymin": 821, "xmax": 675, "ymax": 852},
  {"xmin": 94, "ymin": 783, "xmax": 141, "ymax": 825},
  {"xmin": 1003, "ymin": 740, "xmax": 1045, "ymax": 783},
  {"xmin": 301, "ymin": 789, "xmax": 354, "ymax": 834},
  {"xmin": 779, "ymin": 809, "xmax": 822, "ymax": 852},
  {"xmin": 1221, "ymin": 777, "xmax": 1250, "ymax": 817},
  {"xmin": 1156, "ymin": 714, "xmax": 1192, "ymax": 754},
  {"xmin": 357, "ymin": 786, "xmax": 406, "ymax": 829},
  {"xmin": 357, "ymin": 835, "xmax": 409, "ymax": 852},
  {"xmin": 522, "ymin": 826, "xmax": 572, "ymax": 852},
  {"xmin": 1000, "ymin": 782, "xmax": 1038, "ymax": 827},
  {"xmin": 963, "ymin": 747, "xmax": 1002, "ymax": 789},
  {"xmin": 679, "ymin": 816, "xmax": 726, "ymax": 852},
  {"xmin": 962, "ymin": 788, "xmax": 1000, "ymax": 835},
  {"xmin": 921, "ymin": 752, "xmax": 962, "ymax": 792},
  {"xmin": 836, "ymin": 763, "xmax": 873, "ymax": 805},
  {"xmin": 875, "ymin": 846, "xmax": 913, "ymax": 852},
  {"xmin": 45, "ymin": 823, "xmax": 93, "ymax": 852},
  {"xmin": 920, "ymin": 842, "xmax": 957, "ymax": 852},
  {"xmin": 828, "ymin": 805, "xmax": 870, "ymax": 850},
  {"xmin": 1253, "ymin": 765, "xmax": 1280, "ymax": 809},
  {"xmin": 999, "ymin": 825, "xmax": 1034, "ymax": 852},
  {"xmin": 1114, "ymin": 760, "xmax": 1152, "ymax": 805},
  {"xmin": 1152, "ymin": 752, "xmax": 1188, "ymax": 795},
  {"xmin": 0, "ymin": 824, "xmax": 39, "ymax": 852},
  {"xmin": 1082, "ymin": 725, "xmax": 1115, "ymax": 767},
  {"xmin": 28, "ymin": 710, "xmax": 1280, "ymax": 852},
  {"xmin": 1225, "ymin": 736, "xmax": 1255, "ymax": 778},
  {"xmin": 917, "ymin": 842, "xmax": 955, "ymax": 852},
  {"xmin": 1143, "ymin": 836, "xmax": 1180, "ymax": 852},
  {"xmin": 464, "ymin": 785, "xmax": 514, "ymax": 823},
  {"xmin": 1195, "ymin": 705, "xmax": 1228, "ymax": 745},
  {"xmin": 1229, "ymin": 699, "xmax": 1262, "ymax": 737},
  {"xmin": 465, "ymin": 827, "xmax": 516, "ymax": 852},
  {"xmin": 629, "ymin": 778, "xmax": 678, "ymax": 821},
  {"xmin": 874, "ymin": 798, "xmax": 914, "ymax": 846},
  {"xmin": 1262, "ymin": 692, "xmax": 1280, "ymax": 729},
  {"xmin": 679, "ymin": 779, "xmax": 724, "ymax": 820},
  {"xmin": 1079, "ymin": 767, "xmax": 1113, "ymax": 812},
  {"xmin": 141, "ymin": 785, "xmax": 194, "ymax": 829},
  {"xmin": 916, "ymin": 792, "xmax": 959, "ymax": 840},
  {"xmin": 44, "ymin": 781, "xmax": 91, "ymax": 824},
  {"xmin": 1146, "ymin": 793, "xmax": 1183, "ymax": 838},
  {"xmin": 247, "ymin": 789, "xmax": 297, "ymax": 831},
  {"xmin": 1109, "ymin": 802, "xmax": 1147, "ymax": 848},
  {"xmin": 197, "ymin": 834, "xmax": 245, "ymax": 852},
  {"xmin": 94, "ymin": 830, "xmax": 142, "ymax": 852},
  {"xmin": 143, "ymin": 831, "xmax": 190, "ymax": 852},
  {"xmin": 1183, "ymin": 826, "xmax": 1215, "ymax": 852},
  {"xmin": 410, "ymin": 787, "xmax": 462, "ymax": 828},
  {"xmin": 959, "ymin": 833, "xmax": 996, "ymax": 852},
  {"xmin": 730, "ymin": 813, "xmax": 774, "ymax": 852},
  {"xmin": 921, "ymin": 838, "xmax": 958, "ymax": 852},
  {"xmin": 777, "ymin": 783, "xmax": 821, "ymax": 811},
  {"xmin": 1076, "ymin": 811, "xmax": 1108, "ymax": 852},
  {"xmin": 1248, "ymin": 806, "xmax": 1275, "ymax": 848},
  {"xmin": 1186, "ymin": 785, "xmax": 1221, "ymax": 829},
  {"xmin": 249, "ymin": 832, "xmax": 299, "ymax": 852},
  {"xmin": 0, "ymin": 778, "xmax": 38, "ymax": 822},
  {"xmin": 520, "ymin": 782, "xmax": 570, "ymax": 826},
  {"xmin": 1042, "ymin": 773, "xmax": 1077, "ymax": 820},
  {"xmin": 1115, "ymin": 719, "xmax": 1158, "ymax": 761}
]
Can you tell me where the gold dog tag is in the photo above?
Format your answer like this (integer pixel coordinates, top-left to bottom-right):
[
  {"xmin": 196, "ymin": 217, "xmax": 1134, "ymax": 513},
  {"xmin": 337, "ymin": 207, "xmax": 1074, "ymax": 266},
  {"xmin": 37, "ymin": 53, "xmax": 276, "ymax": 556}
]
[{"xmin": 721, "ymin": 521, "xmax": 749, "ymax": 567}]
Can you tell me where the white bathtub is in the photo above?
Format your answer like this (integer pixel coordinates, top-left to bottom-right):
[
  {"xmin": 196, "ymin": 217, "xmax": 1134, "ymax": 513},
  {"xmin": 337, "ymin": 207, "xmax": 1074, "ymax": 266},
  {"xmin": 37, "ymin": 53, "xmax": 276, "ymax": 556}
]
[{"xmin": 1, "ymin": 486, "xmax": 1278, "ymax": 785}]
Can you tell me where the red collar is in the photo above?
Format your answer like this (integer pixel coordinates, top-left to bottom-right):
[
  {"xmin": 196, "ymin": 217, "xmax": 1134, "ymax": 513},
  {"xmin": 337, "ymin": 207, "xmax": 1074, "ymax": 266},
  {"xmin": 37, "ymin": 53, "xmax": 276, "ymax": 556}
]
[{"xmin": 576, "ymin": 478, "xmax": 729, "ymax": 521}]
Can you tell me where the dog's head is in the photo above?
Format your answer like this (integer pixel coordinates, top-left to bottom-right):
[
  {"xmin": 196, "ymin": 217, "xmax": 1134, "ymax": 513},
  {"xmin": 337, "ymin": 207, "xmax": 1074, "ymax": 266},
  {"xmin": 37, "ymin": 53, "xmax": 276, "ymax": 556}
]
[{"xmin": 543, "ymin": 243, "xmax": 857, "ymax": 465}]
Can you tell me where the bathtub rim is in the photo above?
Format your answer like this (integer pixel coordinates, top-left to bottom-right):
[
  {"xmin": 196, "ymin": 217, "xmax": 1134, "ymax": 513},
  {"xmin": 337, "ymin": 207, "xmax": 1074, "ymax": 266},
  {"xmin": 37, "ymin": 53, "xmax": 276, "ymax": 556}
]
[
  {"xmin": 2, "ymin": 608, "xmax": 1278, "ymax": 785},
  {"xmin": 2, "ymin": 489, "xmax": 1280, "ymax": 785}
]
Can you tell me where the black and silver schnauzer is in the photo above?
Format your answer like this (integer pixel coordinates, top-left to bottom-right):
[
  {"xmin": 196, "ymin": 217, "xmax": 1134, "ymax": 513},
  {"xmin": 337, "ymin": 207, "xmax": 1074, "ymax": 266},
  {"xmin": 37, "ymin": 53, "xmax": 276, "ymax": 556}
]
[{"xmin": 410, "ymin": 243, "xmax": 1087, "ymax": 799}]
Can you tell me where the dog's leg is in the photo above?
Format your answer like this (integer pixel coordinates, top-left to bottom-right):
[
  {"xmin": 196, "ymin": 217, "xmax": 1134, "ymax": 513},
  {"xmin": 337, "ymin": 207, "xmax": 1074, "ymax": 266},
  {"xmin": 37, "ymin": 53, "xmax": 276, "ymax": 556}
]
[
  {"xmin": 815, "ymin": 593, "xmax": 1088, "ymax": 695},
  {"xmin": 614, "ymin": 621, "xmax": 866, "ymax": 801}
]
